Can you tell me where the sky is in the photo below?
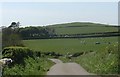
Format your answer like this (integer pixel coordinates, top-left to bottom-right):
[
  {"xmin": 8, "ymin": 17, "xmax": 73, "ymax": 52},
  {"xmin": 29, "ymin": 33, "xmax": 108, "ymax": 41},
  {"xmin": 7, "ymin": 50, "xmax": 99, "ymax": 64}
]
[
  {"xmin": 0, "ymin": 0, "xmax": 119, "ymax": 2},
  {"xmin": 0, "ymin": 2, "xmax": 118, "ymax": 27}
]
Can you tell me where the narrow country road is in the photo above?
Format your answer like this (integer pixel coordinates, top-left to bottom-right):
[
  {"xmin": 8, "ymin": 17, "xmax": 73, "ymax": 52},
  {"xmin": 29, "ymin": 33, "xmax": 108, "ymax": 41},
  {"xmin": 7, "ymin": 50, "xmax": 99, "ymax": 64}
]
[{"xmin": 47, "ymin": 59, "xmax": 93, "ymax": 75}]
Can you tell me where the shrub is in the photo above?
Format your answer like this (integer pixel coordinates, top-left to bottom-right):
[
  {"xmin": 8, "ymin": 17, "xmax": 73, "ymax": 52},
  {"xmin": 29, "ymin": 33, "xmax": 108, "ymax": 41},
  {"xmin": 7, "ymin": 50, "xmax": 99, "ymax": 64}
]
[
  {"xmin": 2, "ymin": 47, "xmax": 54, "ymax": 75},
  {"xmin": 2, "ymin": 27, "xmax": 24, "ymax": 48},
  {"xmin": 2, "ymin": 47, "xmax": 33, "ymax": 64}
]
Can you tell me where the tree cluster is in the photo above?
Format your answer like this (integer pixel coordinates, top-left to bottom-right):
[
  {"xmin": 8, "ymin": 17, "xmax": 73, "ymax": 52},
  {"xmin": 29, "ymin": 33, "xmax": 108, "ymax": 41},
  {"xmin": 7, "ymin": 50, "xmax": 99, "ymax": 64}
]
[
  {"xmin": 2, "ymin": 22, "xmax": 23, "ymax": 48},
  {"xmin": 19, "ymin": 26, "xmax": 55, "ymax": 40},
  {"xmin": 2, "ymin": 22, "xmax": 56, "ymax": 48}
]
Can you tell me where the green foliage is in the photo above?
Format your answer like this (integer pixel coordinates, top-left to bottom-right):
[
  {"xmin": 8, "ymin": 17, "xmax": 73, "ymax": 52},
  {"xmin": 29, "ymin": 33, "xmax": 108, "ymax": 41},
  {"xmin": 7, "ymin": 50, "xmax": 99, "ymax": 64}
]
[
  {"xmin": 105, "ymin": 45, "xmax": 118, "ymax": 54},
  {"xmin": 2, "ymin": 47, "xmax": 54, "ymax": 75},
  {"xmin": 19, "ymin": 26, "xmax": 55, "ymax": 40},
  {"xmin": 3, "ymin": 57, "xmax": 54, "ymax": 75},
  {"xmin": 2, "ymin": 47, "xmax": 33, "ymax": 64},
  {"xmin": 59, "ymin": 45, "xmax": 118, "ymax": 74},
  {"xmin": 74, "ymin": 46, "xmax": 118, "ymax": 74},
  {"xmin": 2, "ymin": 27, "xmax": 23, "ymax": 48}
]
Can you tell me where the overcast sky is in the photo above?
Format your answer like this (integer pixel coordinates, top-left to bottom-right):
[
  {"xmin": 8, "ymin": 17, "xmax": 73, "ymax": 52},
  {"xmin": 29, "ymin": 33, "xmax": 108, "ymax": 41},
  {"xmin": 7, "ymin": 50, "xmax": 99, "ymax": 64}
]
[{"xmin": 1, "ymin": 2, "xmax": 118, "ymax": 27}]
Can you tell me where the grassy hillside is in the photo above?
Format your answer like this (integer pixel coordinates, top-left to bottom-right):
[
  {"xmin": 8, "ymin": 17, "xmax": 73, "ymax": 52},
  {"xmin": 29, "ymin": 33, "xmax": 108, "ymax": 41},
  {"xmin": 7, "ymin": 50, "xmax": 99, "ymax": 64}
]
[{"xmin": 48, "ymin": 22, "xmax": 118, "ymax": 34}]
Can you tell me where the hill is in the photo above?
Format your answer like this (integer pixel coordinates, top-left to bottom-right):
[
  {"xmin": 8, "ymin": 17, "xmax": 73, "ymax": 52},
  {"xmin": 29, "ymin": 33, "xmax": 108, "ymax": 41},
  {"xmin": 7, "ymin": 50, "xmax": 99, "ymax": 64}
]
[{"xmin": 47, "ymin": 22, "xmax": 118, "ymax": 34}]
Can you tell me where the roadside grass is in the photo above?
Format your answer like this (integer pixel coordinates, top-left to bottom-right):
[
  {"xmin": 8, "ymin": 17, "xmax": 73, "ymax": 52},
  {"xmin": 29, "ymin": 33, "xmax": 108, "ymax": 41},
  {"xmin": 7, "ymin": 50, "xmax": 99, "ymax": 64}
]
[
  {"xmin": 2, "ymin": 47, "xmax": 54, "ymax": 75},
  {"xmin": 59, "ymin": 45, "xmax": 118, "ymax": 74},
  {"xmin": 3, "ymin": 57, "xmax": 54, "ymax": 75},
  {"xmin": 75, "ymin": 45, "xmax": 118, "ymax": 74}
]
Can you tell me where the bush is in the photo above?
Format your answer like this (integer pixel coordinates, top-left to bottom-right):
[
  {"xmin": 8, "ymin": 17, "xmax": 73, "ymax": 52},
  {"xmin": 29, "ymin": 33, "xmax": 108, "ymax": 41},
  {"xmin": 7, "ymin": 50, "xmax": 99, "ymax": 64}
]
[
  {"xmin": 2, "ymin": 47, "xmax": 54, "ymax": 75},
  {"xmin": 2, "ymin": 47, "xmax": 33, "ymax": 64},
  {"xmin": 3, "ymin": 57, "xmax": 54, "ymax": 75},
  {"xmin": 2, "ymin": 27, "xmax": 24, "ymax": 48}
]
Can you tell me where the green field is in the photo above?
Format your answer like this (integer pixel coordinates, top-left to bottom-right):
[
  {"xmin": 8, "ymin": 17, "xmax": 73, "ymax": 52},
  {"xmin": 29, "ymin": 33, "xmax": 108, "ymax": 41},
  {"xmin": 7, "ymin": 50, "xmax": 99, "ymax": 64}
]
[
  {"xmin": 48, "ymin": 22, "xmax": 118, "ymax": 34},
  {"xmin": 23, "ymin": 37, "xmax": 118, "ymax": 54}
]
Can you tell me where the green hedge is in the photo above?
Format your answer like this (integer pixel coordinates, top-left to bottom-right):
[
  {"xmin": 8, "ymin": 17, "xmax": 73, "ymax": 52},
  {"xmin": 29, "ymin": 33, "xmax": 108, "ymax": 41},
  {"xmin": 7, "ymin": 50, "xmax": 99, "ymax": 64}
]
[
  {"xmin": 2, "ymin": 47, "xmax": 54, "ymax": 75},
  {"xmin": 2, "ymin": 47, "xmax": 34, "ymax": 64}
]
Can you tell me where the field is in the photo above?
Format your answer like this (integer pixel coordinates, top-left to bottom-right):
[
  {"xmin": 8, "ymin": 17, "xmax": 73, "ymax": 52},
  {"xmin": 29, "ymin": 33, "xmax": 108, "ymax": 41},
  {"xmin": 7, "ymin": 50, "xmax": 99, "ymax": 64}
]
[
  {"xmin": 23, "ymin": 37, "xmax": 118, "ymax": 74},
  {"xmin": 23, "ymin": 37, "xmax": 118, "ymax": 54},
  {"xmin": 48, "ymin": 22, "xmax": 118, "ymax": 34}
]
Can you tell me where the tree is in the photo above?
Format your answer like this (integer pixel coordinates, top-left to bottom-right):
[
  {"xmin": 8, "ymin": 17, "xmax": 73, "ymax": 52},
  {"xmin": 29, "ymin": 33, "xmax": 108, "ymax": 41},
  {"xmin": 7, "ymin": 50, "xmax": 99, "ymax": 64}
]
[
  {"xmin": 2, "ymin": 22, "xmax": 23, "ymax": 48},
  {"xmin": 8, "ymin": 22, "xmax": 20, "ymax": 29}
]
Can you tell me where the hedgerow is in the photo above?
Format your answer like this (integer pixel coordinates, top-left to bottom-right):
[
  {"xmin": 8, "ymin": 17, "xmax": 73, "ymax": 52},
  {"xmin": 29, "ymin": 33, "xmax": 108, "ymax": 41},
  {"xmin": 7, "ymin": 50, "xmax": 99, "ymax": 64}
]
[{"xmin": 2, "ymin": 47, "xmax": 54, "ymax": 75}]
